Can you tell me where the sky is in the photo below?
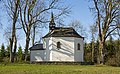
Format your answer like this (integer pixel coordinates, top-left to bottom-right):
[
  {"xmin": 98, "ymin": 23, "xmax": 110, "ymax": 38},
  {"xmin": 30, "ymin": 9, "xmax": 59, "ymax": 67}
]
[
  {"xmin": 0, "ymin": 0, "xmax": 94, "ymax": 48},
  {"xmin": 64, "ymin": 0, "xmax": 94, "ymax": 26}
]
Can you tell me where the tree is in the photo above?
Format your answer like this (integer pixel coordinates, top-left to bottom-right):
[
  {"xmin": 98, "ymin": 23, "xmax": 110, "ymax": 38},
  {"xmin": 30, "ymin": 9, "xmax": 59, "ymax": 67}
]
[
  {"xmin": 95, "ymin": 39, "xmax": 99, "ymax": 63},
  {"xmin": 92, "ymin": 0, "xmax": 120, "ymax": 64},
  {"xmin": 105, "ymin": 35, "xmax": 115, "ymax": 63},
  {"xmin": 31, "ymin": 21, "xmax": 45, "ymax": 46},
  {"xmin": 0, "ymin": 44, "xmax": 5, "ymax": 58},
  {"xmin": 17, "ymin": 45, "xmax": 23, "ymax": 62},
  {"xmin": 115, "ymin": 38, "xmax": 120, "ymax": 66},
  {"xmin": 90, "ymin": 24, "xmax": 98, "ymax": 62},
  {"xmin": 107, "ymin": 35, "xmax": 114, "ymax": 55},
  {"xmin": 5, "ymin": 45, "xmax": 10, "ymax": 58},
  {"xmin": 84, "ymin": 42, "xmax": 92, "ymax": 62},
  {"xmin": 68, "ymin": 20, "xmax": 87, "ymax": 38},
  {"xmin": 19, "ymin": 0, "xmax": 70, "ymax": 61},
  {"xmin": 4, "ymin": 0, "xmax": 20, "ymax": 62}
]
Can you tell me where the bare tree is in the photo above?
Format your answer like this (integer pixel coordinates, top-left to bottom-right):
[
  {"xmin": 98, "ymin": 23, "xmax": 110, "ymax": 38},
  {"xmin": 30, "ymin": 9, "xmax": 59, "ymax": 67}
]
[
  {"xmin": 4, "ymin": 0, "xmax": 20, "ymax": 62},
  {"xmin": 90, "ymin": 24, "xmax": 98, "ymax": 62},
  {"xmin": 92, "ymin": 0, "xmax": 120, "ymax": 64},
  {"xmin": 0, "ymin": 1, "xmax": 3, "ymax": 28},
  {"xmin": 68, "ymin": 20, "xmax": 87, "ymax": 39},
  {"xmin": 112, "ymin": 18, "xmax": 120, "ymax": 38},
  {"xmin": 30, "ymin": 14, "xmax": 47, "ymax": 46},
  {"xmin": 19, "ymin": 0, "xmax": 70, "ymax": 61}
]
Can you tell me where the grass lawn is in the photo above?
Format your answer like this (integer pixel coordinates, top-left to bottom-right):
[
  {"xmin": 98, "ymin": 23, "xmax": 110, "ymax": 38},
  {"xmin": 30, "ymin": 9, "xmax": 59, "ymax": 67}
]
[{"xmin": 0, "ymin": 64, "xmax": 120, "ymax": 74}]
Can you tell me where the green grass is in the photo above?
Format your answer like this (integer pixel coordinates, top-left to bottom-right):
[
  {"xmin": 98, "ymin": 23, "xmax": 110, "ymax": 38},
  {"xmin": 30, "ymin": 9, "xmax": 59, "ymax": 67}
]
[{"xmin": 0, "ymin": 64, "xmax": 120, "ymax": 74}]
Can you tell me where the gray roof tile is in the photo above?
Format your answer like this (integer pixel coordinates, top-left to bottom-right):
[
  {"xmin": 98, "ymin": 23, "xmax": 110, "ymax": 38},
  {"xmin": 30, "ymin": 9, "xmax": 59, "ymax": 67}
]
[{"xmin": 43, "ymin": 27, "xmax": 84, "ymax": 38}]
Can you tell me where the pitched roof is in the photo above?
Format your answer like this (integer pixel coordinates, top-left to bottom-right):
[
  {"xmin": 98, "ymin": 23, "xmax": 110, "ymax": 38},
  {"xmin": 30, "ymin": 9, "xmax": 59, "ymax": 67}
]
[
  {"xmin": 29, "ymin": 44, "xmax": 45, "ymax": 50},
  {"xmin": 43, "ymin": 27, "xmax": 84, "ymax": 38}
]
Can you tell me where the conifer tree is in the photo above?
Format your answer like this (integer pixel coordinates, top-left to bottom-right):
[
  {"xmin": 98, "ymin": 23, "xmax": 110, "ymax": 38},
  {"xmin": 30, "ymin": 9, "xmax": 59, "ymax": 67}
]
[
  {"xmin": 6, "ymin": 46, "xmax": 10, "ymax": 58},
  {"xmin": 0, "ymin": 44, "xmax": 5, "ymax": 58},
  {"xmin": 18, "ymin": 46, "xmax": 23, "ymax": 62}
]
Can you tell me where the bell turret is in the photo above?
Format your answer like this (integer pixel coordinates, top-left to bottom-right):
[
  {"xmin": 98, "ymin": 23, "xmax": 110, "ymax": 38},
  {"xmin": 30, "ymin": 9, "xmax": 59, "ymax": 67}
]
[{"xmin": 49, "ymin": 12, "xmax": 56, "ymax": 31}]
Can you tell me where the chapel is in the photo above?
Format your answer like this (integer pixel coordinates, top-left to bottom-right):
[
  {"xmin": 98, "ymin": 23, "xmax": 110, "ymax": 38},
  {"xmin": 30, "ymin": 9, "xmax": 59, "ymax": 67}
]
[{"xmin": 30, "ymin": 13, "xmax": 84, "ymax": 62}]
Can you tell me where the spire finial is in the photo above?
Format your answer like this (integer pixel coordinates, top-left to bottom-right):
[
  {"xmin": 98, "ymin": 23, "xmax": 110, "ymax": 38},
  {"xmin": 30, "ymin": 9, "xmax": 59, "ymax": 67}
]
[
  {"xmin": 49, "ymin": 12, "xmax": 56, "ymax": 31},
  {"xmin": 50, "ymin": 12, "xmax": 54, "ymax": 23}
]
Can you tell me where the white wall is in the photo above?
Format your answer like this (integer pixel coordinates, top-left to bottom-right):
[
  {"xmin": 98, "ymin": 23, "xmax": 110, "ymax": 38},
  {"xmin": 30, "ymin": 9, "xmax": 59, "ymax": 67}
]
[
  {"xmin": 74, "ymin": 38, "xmax": 84, "ymax": 62},
  {"xmin": 30, "ymin": 50, "xmax": 46, "ymax": 62},
  {"xmin": 43, "ymin": 37, "xmax": 52, "ymax": 61},
  {"xmin": 50, "ymin": 37, "xmax": 75, "ymax": 61},
  {"xmin": 31, "ymin": 37, "xmax": 84, "ymax": 62}
]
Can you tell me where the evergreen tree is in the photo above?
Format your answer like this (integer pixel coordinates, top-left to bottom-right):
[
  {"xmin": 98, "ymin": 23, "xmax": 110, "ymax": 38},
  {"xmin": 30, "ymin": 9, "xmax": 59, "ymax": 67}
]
[
  {"xmin": 6, "ymin": 46, "xmax": 10, "ymax": 58},
  {"xmin": 115, "ymin": 38, "xmax": 120, "ymax": 66},
  {"xmin": 91, "ymin": 40, "xmax": 95, "ymax": 62},
  {"xmin": 84, "ymin": 42, "xmax": 92, "ymax": 62},
  {"xmin": 106, "ymin": 35, "xmax": 115, "ymax": 57},
  {"xmin": 109, "ymin": 36, "xmax": 114, "ymax": 54},
  {"xmin": 0, "ymin": 43, "xmax": 5, "ymax": 62},
  {"xmin": 18, "ymin": 46, "xmax": 23, "ymax": 62},
  {"xmin": 95, "ymin": 39, "xmax": 99, "ymax": 63},
  {"xmin": 0, "ymin": 43, "xmax": 5, "ymax": 57},
  {"xmin": 116, "ymin": 38, "xmax": 120, "ymax": 52}
]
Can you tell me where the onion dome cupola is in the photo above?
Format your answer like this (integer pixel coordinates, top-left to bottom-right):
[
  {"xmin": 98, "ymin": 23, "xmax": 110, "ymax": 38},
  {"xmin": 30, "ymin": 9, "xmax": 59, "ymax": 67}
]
[{"xmin": 49, "ymin": 12, "xmax": 56, "ymax": 31}]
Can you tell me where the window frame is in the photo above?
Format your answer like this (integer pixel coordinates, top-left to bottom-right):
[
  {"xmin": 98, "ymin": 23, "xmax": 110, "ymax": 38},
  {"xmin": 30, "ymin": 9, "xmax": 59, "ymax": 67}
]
[
  {"xmin": 77, "ymin": 43, "xmax": 80, "ymax": 50},
  {"xmin": 57, "ymin": 41, "xmax": 61, "ymax": 49}
]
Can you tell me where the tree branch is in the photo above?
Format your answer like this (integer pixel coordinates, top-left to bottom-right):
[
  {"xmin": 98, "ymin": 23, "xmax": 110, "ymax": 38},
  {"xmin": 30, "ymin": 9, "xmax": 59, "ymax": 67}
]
[
  {"xmin": 105, "ymin": 26, "xmax": 117, "ymax": 39},
  {"xmin": 19, "ymin": 5, "xmax": 27, "ymax": 34},
  {"xmin": 93, "ymin": 0, "xmax": 102, "ymax": 41}
]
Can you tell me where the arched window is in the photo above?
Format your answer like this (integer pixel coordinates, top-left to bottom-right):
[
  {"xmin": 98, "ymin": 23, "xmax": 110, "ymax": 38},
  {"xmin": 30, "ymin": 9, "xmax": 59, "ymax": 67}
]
[
  {"xmin": 57, "ymin": 41, "xmax": 61, "ymax": 48},
  {"xmin": 77, "ymin": 43, "xmax": 80, "ymax": 50}
]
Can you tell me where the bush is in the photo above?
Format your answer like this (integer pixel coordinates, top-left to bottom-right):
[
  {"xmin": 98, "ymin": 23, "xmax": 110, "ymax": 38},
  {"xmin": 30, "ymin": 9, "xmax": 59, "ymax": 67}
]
[
  {"xmin": 114, "ymin": 51, "xmax": 120, "ymax": 66},
  {"xmin": 105, "ymin": 55, "xmax": 120, "ymax": 66},
  {"xmin": 0, "ymin": 57, "xmax": 3, "ymax": 62},
  {"xmin": 105, "ymin": 57, "xmax": 116, "ymax": 66}
]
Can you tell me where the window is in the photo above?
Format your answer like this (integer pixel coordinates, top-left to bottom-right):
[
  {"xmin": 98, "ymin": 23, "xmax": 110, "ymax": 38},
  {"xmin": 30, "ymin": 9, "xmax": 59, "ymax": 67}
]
[
  {"xmin": 57, "ymin": 41, "xmax": 61, "ymax": 48},
  {"xmin": 77, "ymin": 43, "xmax": 80, "ymax": 50}
]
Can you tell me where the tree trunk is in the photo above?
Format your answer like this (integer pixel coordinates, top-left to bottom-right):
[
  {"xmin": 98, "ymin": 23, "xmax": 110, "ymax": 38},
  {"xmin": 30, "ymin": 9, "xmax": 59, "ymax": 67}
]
[
  {"xmin": 25, "ymin": 34, "xmax": 30, "ymax": 61},
  {"xmin": 92, "ymin": 41, "xmax": 95, "ymax": 62},
  {"xmin": 8, "ymin": 0, "xmax": 19, "ymax": 63},
  {"xmin": 12, "ymin": 36, "xmax": 17, "ymax": 62},
  {"xmin": 9, "ymin": 38, "xmax": 14, "ymax": 63},
  {"xmin": 99, "ymin": 40, "xmax": 105, "ymax": 64},
  {"xmin": 10, "ymin": 22, "xmax": 16, "ymax": 63},
  {"xmin": 32, "ymin": 25, "xmax": 36, "ymax": 46},
  {"xmin": 10, "ymin": 46, "xmax": 13, "ymax": 63}
]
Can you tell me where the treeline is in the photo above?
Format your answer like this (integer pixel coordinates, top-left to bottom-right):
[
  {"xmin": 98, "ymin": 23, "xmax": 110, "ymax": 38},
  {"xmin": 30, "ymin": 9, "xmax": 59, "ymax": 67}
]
[
  {"xmin": 84, "ymin": 38, "xmax": 120, "ymax": 66},
  {"xmin": 0, "ymin": 45, "xmax": 26, "ymax": 63},
  {"xmin": 0, "ymin": 38, "xmax": 119, "ymax": 66}
]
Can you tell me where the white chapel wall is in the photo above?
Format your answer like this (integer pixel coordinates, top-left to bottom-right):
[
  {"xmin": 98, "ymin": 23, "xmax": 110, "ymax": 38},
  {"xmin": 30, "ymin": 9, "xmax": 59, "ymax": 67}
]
[
  {"xmin": 31, "ymin": 37, "xmax": 84, "ymax": 62},
  {"xmin": 49, "ymin": 37, "xmax": 75, "ymax": 61},
  {"xmin": 74, "ymin": 38, "xmax": 84, "ymax": 62},
  {"xmin": 30, "ymin": 50, "xmax": 45, "ymax": 62}
]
